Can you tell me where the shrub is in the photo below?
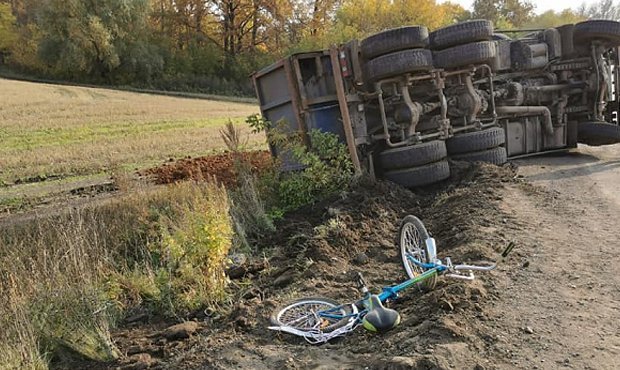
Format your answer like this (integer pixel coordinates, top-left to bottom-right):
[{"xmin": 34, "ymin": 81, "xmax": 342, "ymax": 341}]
[
  {"xmin": 150, "ymin": 181, "xmax": 233, "ymax": 313},
  {"xmin": 275, "ymin": 129, "xmax": 354, "ymax": 212}
]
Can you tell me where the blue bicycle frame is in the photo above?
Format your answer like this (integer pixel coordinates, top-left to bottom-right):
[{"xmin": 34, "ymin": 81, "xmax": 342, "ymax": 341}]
[
  {"xmin": 318, "ymin": 260, "xmax": 445, "ymax": 321},
  {"xmin": 269, "ymin": 230, "xmax": 513, "ymax": 343}
]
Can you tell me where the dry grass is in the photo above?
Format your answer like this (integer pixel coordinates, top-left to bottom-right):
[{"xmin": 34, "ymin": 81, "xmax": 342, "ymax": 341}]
[
  {"xmin": 0, "ymin": 180, "xmax": 234, "ymax": 367},
  {"xmin": 0, "ymin": 78, "xmax": 263, "ymax": 183}
]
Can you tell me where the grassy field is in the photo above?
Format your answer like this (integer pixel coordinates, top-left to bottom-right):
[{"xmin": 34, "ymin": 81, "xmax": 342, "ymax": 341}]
[
  {"xmin": 0, "ymin": 79, "xmax": 267, "ymax": 367},
  {"xmin": 0, "ymin": 78, "xmax": 263, "ymax": 185}
]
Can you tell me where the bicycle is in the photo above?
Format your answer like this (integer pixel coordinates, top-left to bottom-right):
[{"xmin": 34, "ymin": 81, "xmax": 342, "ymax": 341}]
[{"xmin": 268, "ymin": 215, "xmax": 514, "ymax": 344}]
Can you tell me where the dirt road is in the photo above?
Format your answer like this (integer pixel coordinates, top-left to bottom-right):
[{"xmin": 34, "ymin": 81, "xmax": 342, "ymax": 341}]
[{"xmin": 484, "ymin": 145, "xmax": 620, "ymax": 369}]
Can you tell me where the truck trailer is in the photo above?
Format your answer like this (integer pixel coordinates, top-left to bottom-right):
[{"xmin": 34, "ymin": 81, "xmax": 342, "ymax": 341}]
[{"xmin": 252, "ymin": 19, "xmax": 620, "ymax": 187}]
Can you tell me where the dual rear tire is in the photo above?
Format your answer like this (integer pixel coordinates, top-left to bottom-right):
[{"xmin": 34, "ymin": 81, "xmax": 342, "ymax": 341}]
[
  {"xmin": 446, "ymin": 127, "xmax": 508, "ymax": 165},
  {"xmin": 430, "ymin": 20, "xmax": 496, "ymax": 70},
  {"xmin": 378, "ymin": 128, "xmax": 508, "ymax": 188},
  {"xmin": 361, "ymin": 26, "xmax": 433, "ymax": 83},
  {"xmin": 379, "ymin": 140, "xmax": 450, "ymax": 188}
]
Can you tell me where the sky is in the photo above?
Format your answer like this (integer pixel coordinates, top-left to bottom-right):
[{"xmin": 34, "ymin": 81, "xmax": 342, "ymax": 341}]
[{"xmin": 446, "ymin": 0, "xmax": 595, "ymax": 14}]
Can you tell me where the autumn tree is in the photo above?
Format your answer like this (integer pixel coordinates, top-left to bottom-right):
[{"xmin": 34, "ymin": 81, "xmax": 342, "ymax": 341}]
[
  {"xmin": 0, "ymin": 3, "xmax": 17, "ymax": 62},
  {"xmin": 472, "ymin": 0, "xmax": 534, "ymax": 28},
  {"xmin": 37, "ymin": 0, "xmax": 161, "ymax": 81},
  {"xmin": 525, "ymin": 9, "xmax": 585, "ymax": 28},
  {"xmin": 331, "ymin": 0, "xmax": 465, "ymax": 41},
  {"xmin": 0, "ymin": 0, "xmax": 39, "ymax": 25}
]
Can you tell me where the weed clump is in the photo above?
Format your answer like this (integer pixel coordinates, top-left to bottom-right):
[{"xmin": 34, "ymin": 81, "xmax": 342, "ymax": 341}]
[
  {"xmin": 275, "ymin": 129, "xmax": 354, "ymax": 212},
  {"xmin": 0, "ymin": 180, "xmax": 234, "ymax": 367},
  {"xmin": 149, "ymin": 181, "xmax": 233, "ymax": 313}
]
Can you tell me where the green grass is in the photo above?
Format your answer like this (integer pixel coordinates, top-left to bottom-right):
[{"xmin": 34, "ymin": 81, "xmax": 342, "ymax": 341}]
[
  {"xmin": 0, "ymin": 196, "xmax": 29, "ymax": 212},
  {"xmin": 2, "ymin": 117, "xmax": 244, "ymax": 152},
  {"xmin": 0, "ymin": 77, "xmax": 263, "ymax": 185}
]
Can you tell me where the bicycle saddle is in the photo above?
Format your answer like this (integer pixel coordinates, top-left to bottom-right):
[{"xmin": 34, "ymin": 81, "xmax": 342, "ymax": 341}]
[{"xmin": 362, "ymin": 295, "xmax": 401, "ymax": 333}]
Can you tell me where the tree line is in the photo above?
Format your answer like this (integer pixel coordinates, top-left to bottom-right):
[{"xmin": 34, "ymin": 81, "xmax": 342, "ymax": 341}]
[{"xmin": 0, "ymin": 0, "xmax": 617, "ymax": 96}]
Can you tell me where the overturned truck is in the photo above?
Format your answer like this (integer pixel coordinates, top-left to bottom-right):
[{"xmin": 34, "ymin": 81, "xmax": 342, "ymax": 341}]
[{"xmin": 252, "ymin": 19, "xmax": 620, "ymax": 187}]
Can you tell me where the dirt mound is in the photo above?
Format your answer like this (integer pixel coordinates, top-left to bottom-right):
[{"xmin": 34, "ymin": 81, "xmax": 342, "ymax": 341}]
[
  {"xmin": 139, "ymin": 150, "xmax": 273, "ymax": 187},
  {"xmin": 102, "ymin": 161, "xmax": 526, "ymax": 369},
  {"xmin": 191, "ymin": 163, "xmax": 519, "ymax": 366}
]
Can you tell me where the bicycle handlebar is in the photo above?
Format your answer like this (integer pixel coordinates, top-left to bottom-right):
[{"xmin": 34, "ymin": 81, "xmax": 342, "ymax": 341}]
[
  {"xmin": 442, "ymin": 242, "xmax": 515, "ymax": 279},
  {"xmin": 453, "ymin": 262, "xmax": 497, "ymax": 271}
]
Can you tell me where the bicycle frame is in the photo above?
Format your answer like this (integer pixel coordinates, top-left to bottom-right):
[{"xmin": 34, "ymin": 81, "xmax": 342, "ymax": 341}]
[
  {"xmin": 268, "ymin": 238, "xmax": 514, "ymax": 343},
  {"xmin": 268, "ymin": 270, "xmax": 440, "ymax": 342}
]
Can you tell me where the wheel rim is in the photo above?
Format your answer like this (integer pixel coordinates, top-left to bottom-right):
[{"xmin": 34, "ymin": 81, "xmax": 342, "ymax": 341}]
[
  {"xmin": 277, "ymin": 300, "xmax": 346, "ymax": 331},
  {"xmin": 400, "ymin": 222, "xmax": 427, "ymax": 279}
]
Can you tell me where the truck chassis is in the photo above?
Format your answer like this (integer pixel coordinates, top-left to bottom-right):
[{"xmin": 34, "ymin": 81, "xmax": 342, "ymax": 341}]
[{"xmin": 253, "ymin": 19, "xmax": 620, "ymax": 187}]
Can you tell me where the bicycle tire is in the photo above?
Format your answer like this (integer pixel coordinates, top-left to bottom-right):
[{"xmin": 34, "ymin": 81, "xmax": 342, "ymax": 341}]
[
  {"xmin": 398, "ymin": 215, "xmax": 437, "ymax": 291},
  {"xmin": 270, "ymin": 297, "xmax": 355, "ymax": 334}
]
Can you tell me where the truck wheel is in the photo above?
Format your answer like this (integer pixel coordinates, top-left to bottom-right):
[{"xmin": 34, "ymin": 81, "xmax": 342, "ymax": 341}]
[
  {"xmin": 574, "ymin": 20, "xmax": 620, "ymax": 46},
  {"xmin": 429, "ymin": 20, "xmax": 493, "ymax": 50},
  {"xmin": 361, "ymin": 26, "xmax": 429, "ymax": 60},
  {"xmin": 446, "ymin": 127, "xmax": 506, "ymax": 155},
  {"xmin": 577, "ymin": 122, "xmax": 620, "ymax": 146},
  {"xmin": 433, "ymin": 41, "xmax": 496, "ymax": 69},
  {"xmin": 383, "ymin": 160, "xmax": 450, "ymax": 188},
  {"xmin": 451, "ymin": 146, "xmax": 507, "ymax": 165},
  {"xmin": 365, "ymin": 49, "xmax": 433, "ymax": 82},
  {"xmin": 379, "ymin": 140, "xmax": 447, "ymax": 170}
]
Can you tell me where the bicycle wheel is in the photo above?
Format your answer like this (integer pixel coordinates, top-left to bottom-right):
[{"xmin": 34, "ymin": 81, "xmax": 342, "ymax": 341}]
[
  {"xmin": 398, "ymin": 215, "xmax": 437, "ymax": 291},
  {"xmin": 270, "ymin": 297, "xmax": 356, "ymax": 334}
]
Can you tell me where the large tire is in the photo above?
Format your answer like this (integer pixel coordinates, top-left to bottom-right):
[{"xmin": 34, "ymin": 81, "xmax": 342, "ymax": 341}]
[
  {"xmin": 364, "ymin": 49, "xmax": 433, "ymax": 82},
  {"xmin": 452, "ymin": 146, "xmax": 507, "ymax": 165},
  {"xmin": 574, "ymin": 20, "xmax": 620, "ymax": 46},
  {"xmin": 383, "ymin": 160, "xmax": 450, "ymax": 188},
  {"xmin": 361, "ymin": 26, "xmax": 429, "ymax": 60},
  {"xmin": 433, "ymin": 41, "xmax": 496, "ymax": 69},
  {"xmin": 429, "ymin": 20, "xmax": 493, "ymax": 50},
  {"xmin": 446, "ymin": 127, "xmax": 506, "ymax": 155},
  {"xmin": 379, "ymin": 140, "xmax": 447, "ymax": 170},
  {"xmin": 270, "ymin": 297, "xmax": 355, "ymax": 333},
  {"xmin": 577, "ymin": 122, "xmax": 620, "ymax": 146},
  {"xmin": 398, "ymin": 215, "xmax": 437, "ymax": 291}
]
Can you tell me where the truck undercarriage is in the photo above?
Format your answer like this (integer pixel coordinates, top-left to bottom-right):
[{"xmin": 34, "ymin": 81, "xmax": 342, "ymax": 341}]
[{"xmin": 253, "ymin": 19, "xmax": 620, "ymax": 187}]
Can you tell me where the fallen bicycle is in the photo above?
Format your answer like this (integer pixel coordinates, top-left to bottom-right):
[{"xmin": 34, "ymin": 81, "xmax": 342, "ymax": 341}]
[{"xmin": 268, "ymin": 215, "xmax": 514, "ymax": 344}]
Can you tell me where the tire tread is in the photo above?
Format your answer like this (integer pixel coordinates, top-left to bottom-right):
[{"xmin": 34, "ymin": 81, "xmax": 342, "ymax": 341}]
[
  {"xmin": 379, "ymin": 140, "xmax": 447, "ymax": 170},
  {"xmin": 361, "ymin": 26, "xmax": 429, "ymax": 59}
]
